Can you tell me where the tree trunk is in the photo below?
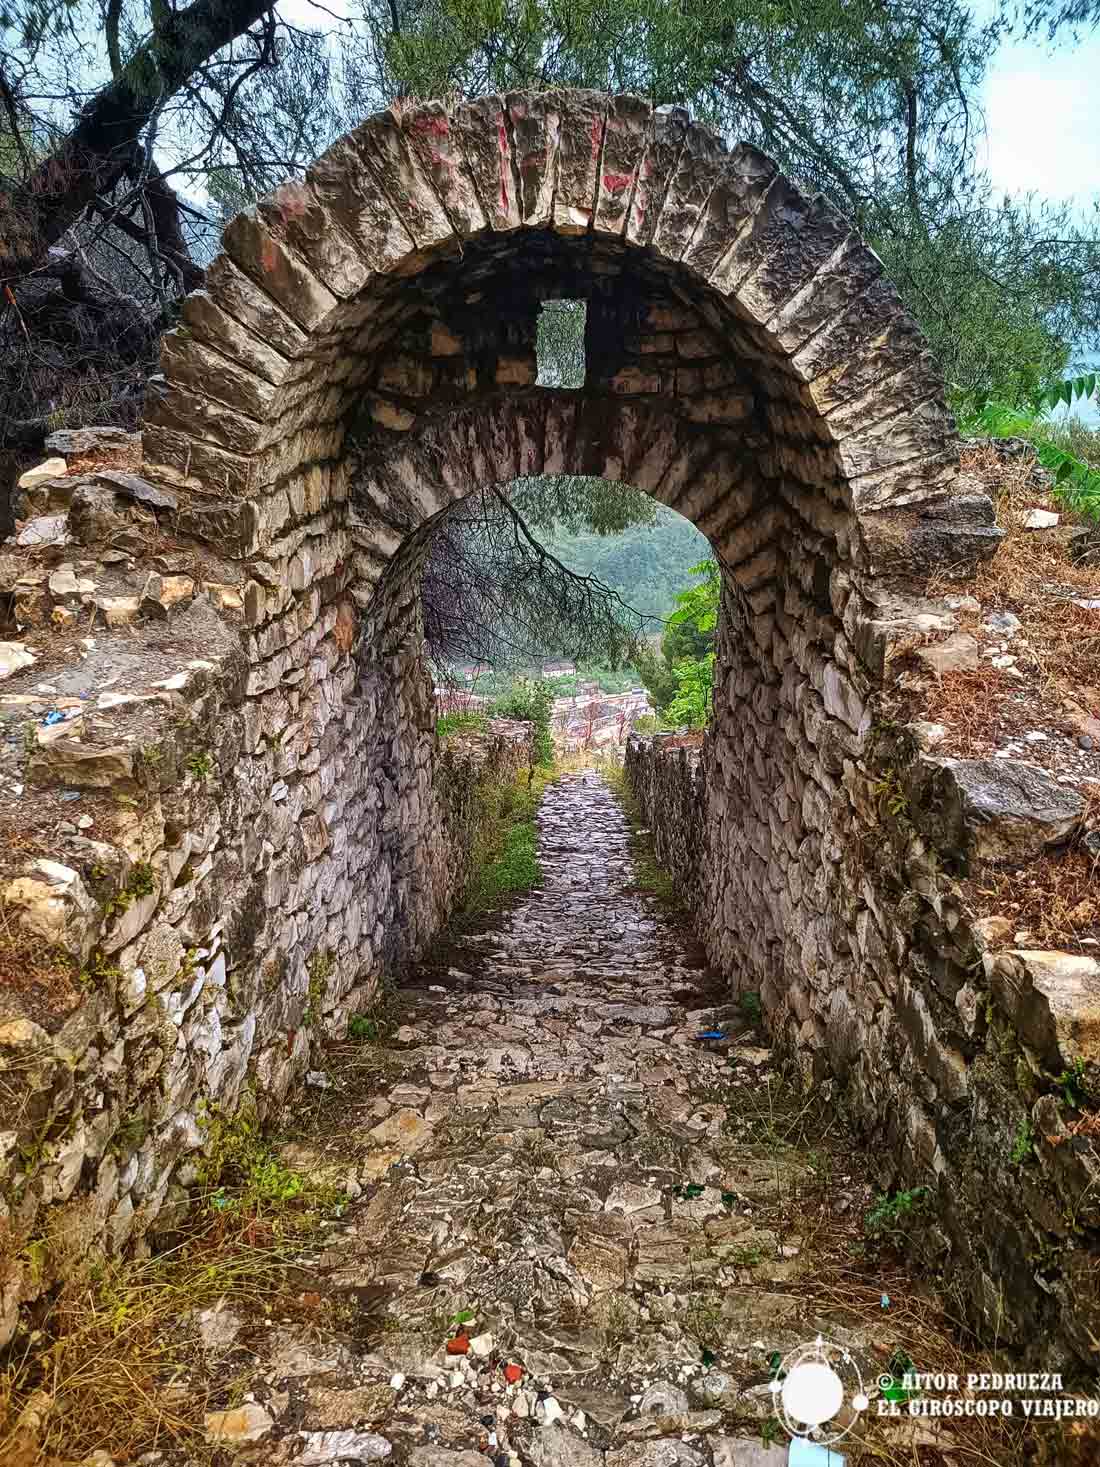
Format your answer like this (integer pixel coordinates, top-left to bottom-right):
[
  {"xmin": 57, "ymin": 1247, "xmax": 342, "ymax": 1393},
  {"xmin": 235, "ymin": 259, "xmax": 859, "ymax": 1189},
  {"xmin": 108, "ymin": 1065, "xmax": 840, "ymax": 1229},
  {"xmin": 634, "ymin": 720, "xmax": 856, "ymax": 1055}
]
[{"xmin": 0, "ymin": 0, "xmax": 274, "ymax": 279}]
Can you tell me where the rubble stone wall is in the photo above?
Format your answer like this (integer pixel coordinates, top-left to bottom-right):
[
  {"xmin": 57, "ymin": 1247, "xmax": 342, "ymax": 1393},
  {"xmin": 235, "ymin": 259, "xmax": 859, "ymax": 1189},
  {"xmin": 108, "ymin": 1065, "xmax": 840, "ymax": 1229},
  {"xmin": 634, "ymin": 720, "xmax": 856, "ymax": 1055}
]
[
  {"xmin": 0, "ymin": 578, "xmax": 531, "ymax": 1343},
  {"xmin": 2, "ymin": 89, "xmax": 1094, "ymax": 1370},
  {"xmin": 626, "ymin": 700, "xmax": 1100, "ymax": 1371}
]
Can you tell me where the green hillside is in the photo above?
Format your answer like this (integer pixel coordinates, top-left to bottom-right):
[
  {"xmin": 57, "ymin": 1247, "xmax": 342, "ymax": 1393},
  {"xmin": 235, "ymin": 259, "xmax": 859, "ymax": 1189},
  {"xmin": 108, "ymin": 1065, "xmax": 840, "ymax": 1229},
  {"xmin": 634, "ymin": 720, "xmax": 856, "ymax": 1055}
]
[{"xmin": 546, "ymin": 507, "xmax": 710, "ymax": 624}]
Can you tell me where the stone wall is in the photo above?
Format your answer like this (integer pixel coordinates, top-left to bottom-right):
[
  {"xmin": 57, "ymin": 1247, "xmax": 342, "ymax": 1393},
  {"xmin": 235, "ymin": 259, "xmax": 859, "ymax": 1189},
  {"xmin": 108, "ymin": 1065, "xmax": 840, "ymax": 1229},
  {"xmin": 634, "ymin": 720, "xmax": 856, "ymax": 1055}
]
[
  {"xmin": 625, "ymin": 632, "xmax": 1100, "ymax": 1371},
  {"xmin": 0, "ymin": 485, "xmax": 531, "ymax": 1341}
]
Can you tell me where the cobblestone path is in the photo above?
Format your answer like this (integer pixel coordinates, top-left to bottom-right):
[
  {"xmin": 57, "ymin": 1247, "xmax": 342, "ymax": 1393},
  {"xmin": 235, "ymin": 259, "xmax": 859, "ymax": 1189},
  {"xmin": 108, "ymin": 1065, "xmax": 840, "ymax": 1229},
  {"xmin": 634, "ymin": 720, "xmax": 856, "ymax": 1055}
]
[{"xmin": 219, "ymin": 771, "xmax": 900, "ymax": 1467}]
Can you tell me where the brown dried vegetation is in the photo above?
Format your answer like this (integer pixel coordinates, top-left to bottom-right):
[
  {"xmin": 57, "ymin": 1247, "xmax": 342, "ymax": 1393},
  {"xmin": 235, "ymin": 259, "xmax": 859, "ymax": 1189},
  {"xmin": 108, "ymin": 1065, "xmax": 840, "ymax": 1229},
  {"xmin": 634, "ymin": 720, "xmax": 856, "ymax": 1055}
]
[{"xmin": 915, "ymin": 444, "xmax": 1100, "ymax": 764}]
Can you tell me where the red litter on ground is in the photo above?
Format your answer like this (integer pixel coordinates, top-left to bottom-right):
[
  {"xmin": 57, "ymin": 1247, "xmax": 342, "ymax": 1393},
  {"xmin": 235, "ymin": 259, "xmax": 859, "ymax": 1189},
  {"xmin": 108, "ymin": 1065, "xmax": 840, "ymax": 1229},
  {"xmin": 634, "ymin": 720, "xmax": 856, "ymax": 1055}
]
[
  {"xmin": 446, "ymin": 1335, "xmax": 470, "ymax": 1355},
  {"xmin": 503, "ymin": 1363, "xmax": 524, "ymax": 1383}
]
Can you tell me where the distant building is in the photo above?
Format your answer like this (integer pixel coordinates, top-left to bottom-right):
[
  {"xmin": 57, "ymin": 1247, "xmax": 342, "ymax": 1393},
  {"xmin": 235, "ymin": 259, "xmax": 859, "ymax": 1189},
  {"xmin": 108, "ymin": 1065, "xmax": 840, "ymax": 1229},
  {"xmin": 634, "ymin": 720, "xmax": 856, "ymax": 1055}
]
[{"xmin": 541, "ymin": 659, "xmax": 576, "ymax": 678}]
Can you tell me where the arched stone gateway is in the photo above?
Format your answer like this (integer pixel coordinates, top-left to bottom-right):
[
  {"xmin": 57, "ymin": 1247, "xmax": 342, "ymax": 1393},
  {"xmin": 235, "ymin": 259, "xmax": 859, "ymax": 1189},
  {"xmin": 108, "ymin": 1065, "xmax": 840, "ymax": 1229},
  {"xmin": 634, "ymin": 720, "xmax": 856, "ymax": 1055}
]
[
  {"xmin": 3, "ymin": 92, "xmax": 1096, "ymax": 1372},
  {"xmin": 143, "ymin": 84, "xmax": 1001, "ymax": 1059}
]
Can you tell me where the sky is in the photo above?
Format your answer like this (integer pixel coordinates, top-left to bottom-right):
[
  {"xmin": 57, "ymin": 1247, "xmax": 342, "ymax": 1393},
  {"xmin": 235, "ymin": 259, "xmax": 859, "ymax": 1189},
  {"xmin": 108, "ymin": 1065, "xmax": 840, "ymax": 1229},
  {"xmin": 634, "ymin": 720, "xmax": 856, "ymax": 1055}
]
[
  {"xmin": 981, "ymin": 22, "xmax": 1100, "ymax": 209},
  {"xmin": 980, "ymin": 14, "xmax": 1100, "ymax": 416}
]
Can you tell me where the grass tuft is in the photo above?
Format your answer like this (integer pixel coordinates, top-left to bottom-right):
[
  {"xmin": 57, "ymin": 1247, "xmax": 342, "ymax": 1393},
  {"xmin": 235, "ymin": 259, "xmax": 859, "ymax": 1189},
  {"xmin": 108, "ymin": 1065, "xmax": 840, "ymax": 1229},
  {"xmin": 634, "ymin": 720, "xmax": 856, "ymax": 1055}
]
[
  {"xmin": 601, "ymin": 759, "xmax": 687, "ymax": 912},
  {"xmin": 436, "ymin": 711, "xmax": 488, "ymax": 739},
  {"xmin": 0, "ymin": 1233, "xmax": 293, "ymax": 1462},
  {"xmin": 455, "ymin": 769, "xmax": 549, "ymax": 918}
]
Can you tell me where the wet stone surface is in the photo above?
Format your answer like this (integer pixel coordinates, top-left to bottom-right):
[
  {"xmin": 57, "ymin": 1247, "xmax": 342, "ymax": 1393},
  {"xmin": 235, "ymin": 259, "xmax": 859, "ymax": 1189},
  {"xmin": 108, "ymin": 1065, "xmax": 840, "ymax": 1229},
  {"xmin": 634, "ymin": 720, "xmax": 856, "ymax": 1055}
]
[{"xmin": 205, "ymin": 772, "xmax": 892, "ymax": 1466}]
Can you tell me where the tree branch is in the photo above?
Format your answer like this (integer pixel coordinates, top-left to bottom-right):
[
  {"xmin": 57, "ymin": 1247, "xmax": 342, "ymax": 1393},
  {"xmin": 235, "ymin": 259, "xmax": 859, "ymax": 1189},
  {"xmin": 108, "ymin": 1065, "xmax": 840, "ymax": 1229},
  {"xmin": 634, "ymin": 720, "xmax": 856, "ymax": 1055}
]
[
  {"xmin": 0, "ymin": 0, "xmax": 276, "ymax": 282},
  {"xmin": 105, "ymin": 0, "xmax": 124, "ymax": 81},
  {"xmin": 0, "ymin": 65, "xmax": 32, "ymax": 176}
]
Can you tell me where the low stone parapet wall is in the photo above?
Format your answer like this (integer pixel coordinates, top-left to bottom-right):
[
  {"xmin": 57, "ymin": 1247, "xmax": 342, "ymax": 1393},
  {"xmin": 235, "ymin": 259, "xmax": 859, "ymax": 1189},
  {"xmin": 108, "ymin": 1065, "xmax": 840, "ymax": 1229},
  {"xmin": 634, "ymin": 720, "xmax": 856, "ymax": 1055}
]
[
  {"xmin": 625, "ymin": 719, "xmax": 1100, "ymax": 1372},
  {"xmin": 0, "ymin": 495, "xmax": 530, "ymax": 1343},
  {"xmin": 624, "ymin": 735, "xmax": 705, "ymax": 907}
]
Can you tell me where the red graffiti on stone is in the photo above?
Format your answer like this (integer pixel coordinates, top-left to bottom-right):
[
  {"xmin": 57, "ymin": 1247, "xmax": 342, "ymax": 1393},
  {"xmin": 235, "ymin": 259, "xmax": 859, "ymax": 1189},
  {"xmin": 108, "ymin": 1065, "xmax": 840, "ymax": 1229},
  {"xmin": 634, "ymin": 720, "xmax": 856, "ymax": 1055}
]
[
  {"xmin": 603, "ymin": 172, "xmax": 633, "ymax": 194},
  {"xmin": 498, "ymin": 121, "xmax": 510, "ymax": 211},
  {"xmin": 277, "ymin": 184, "xmax": 309, "ymax": 221}
]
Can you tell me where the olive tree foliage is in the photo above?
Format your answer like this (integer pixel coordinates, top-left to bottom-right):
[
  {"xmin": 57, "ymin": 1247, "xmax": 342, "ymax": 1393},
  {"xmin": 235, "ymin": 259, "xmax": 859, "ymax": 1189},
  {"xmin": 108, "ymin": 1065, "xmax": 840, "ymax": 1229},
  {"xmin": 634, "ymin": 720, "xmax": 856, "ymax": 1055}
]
[
  {"xmin": 877, "ymin": 190, "xmax": 1100, "ymax": 414},
  {"xmin": 371, "ymin": 0, "xmax": 988, "ymax": 232},
  {"xmin": 0, "ymin": 0, "xmax": 346, "ymax": 445},
  {"xmin": 1019, "ymin": 0, "xmax": 1100, "ymax": 37},
  {"xmin": 3, "ymin": 0, "xmax": 1098, "ymax": 441},
  {"xmin": 421, "ymin": 483, "xmax": 654, "ymax": 670},
  {"xmin": 535, "ymin": 299, "xmax": 585, "ymax": 388}
]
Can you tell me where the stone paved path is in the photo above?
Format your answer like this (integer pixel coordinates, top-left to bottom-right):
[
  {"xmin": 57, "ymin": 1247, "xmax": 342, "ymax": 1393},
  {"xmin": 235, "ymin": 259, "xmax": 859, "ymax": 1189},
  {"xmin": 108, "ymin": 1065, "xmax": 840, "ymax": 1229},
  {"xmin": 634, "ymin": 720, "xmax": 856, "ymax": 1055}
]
[{"xmin": 224, "ymin": 771, "xmax": 901, "ymax": 1467}]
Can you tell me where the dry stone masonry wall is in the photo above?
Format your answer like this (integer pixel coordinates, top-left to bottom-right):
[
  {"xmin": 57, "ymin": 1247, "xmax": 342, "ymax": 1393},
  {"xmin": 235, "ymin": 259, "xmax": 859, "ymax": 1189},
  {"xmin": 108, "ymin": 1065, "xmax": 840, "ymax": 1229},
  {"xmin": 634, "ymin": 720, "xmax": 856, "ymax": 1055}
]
[
  {"xmin": 0, "ymin": 486, "xmax": 531, "ymax": 1342},
  {"xmin": 626, "ymin": 664, "xmax": 1099, "ymax": 1371},
  {"xmin": 1, "ymin": 89, "xmax": 1093, "ymax": 1370}
]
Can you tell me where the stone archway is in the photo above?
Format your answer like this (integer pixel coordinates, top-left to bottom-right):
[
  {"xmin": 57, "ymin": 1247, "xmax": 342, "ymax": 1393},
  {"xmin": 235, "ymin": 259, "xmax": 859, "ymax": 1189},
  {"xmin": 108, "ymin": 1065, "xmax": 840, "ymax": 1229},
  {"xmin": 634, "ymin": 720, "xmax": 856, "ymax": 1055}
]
[
  {"xmin": 142, "ymin": 87, "xmax": 996, "ymax": 1047},
  {"xmin": 21, "ymin": 91, "xmax": 1100, "ymax": 1371}
]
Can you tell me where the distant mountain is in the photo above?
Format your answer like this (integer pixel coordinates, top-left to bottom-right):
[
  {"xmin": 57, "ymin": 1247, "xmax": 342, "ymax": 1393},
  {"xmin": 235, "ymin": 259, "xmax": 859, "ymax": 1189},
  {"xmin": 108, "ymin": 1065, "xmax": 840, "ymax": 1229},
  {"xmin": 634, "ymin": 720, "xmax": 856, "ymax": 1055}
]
[{"xmin": 547, "ymin": 507, "xmax": 710, "ymax": 624}]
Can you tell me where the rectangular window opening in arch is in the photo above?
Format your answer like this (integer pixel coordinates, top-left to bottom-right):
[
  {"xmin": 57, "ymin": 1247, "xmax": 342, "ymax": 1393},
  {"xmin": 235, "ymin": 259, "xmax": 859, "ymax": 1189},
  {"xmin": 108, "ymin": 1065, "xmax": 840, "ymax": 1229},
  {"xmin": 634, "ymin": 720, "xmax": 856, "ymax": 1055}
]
[{"xmin": 536, "ymin": 299, "xmax": 586, "ymax": 389}]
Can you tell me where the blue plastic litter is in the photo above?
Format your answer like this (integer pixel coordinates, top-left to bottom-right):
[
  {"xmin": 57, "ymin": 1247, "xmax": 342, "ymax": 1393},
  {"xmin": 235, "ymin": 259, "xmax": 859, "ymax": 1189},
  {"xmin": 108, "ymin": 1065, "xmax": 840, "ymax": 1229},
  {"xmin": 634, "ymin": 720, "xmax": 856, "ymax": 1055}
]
[
  {"xmin": 790, "ymin": 1441, "xmax": 846, "ymax": 1466},
  {"xmin": 880, "ymin": 1293, "xmax": 891, "ymax": 1309},
  {"xmin": 697, "ymin": 1030, "xmax": 726, "ymax": 1041},
  {"xmin": 42, "ymin": 710, "xmax": 66, "ymax": 726}
]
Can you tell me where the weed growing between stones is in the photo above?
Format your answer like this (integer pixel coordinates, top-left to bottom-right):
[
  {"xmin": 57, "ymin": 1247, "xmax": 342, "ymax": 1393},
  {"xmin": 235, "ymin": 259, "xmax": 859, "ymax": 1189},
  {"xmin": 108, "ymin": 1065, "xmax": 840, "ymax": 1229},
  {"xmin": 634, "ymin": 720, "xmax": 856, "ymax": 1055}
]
[
  {"xmin": 864, "ymin": 1186, "xmax": 933, "ymax": 1244},
  {"xmin": 0, "ymin": 1099, "xmax": 347, "ymax": 1462},
  {"xmin": 347, "ymin": 972, "xmax": 401, "ymax": 1046},
  {"xmin": 711, "ymin": 1072, "xmax": 1100, "ymax": 1465},
  {"xmin": 738, "ymin": 990, "xmax": 763, "ymax": 1025},
  {"xmin": 455, "ymin": 768, "xmax": 548, "ymax": 918},
  {"xmin": 0, "ymin": 898, "xmax": 82, "ymax": 1017},
  {"xmin": 185, "ymin": 750, "xmax": 213, "ymax": 780},
  {"xmin": 347, "ymin": 1013, "xmax": 384, "ymax": 1042},
  {"xmin": 195, "ymin": 1091, "xmax": 345, "ymax": 1231},
  {"xmin": 1011, "ymin": 1114, "xmax": 1035, "ymax": 1164},
  {"xmin": 0, "ymin": 1233, "xmax": 294, "ymax": 1462},
  {"xmin": 436, "ymin": 710, "xmax": 488, "ymax": 738},
  {"xmin": 278, "ymin": 977, "xmax": 408, "ymax": 1146},
  {"xmin": 600, "ymin": 758, "xmax": 687, "ymax": 911},
  {"xmin": 102, "ymin": 860, "xmax": 156, "ymax": 919},
  {"xmin": 683, "ymin": 1291, "xmax": 724, "ymax": 1350},
  {"xmin": 303, "ymin": 949, "xmax": 334, "ymax": 1028}
]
